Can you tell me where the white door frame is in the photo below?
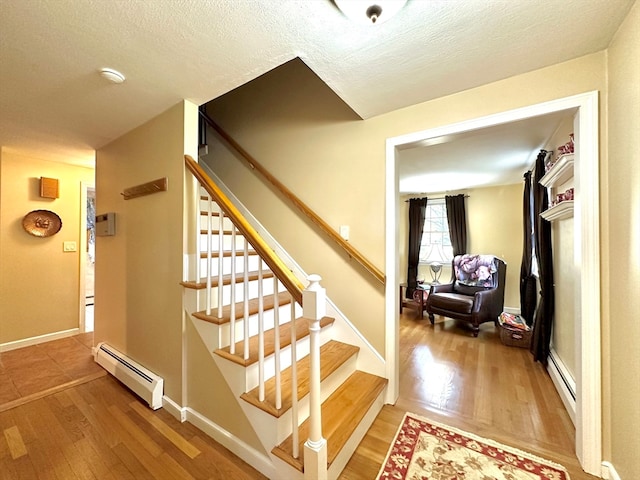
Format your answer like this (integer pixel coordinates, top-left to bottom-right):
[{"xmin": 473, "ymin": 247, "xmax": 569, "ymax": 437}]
[
  {"xmin": 79, "ymin": 182, "xmax": 95, "ymax": 333},
  {"xmin": 384, "ymin": 91, "xmax": 601, "ymax": 475}
]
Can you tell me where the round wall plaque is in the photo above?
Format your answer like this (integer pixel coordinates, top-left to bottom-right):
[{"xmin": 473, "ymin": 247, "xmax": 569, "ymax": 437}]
[{"xmin": 22, "ymin": 210, "xmax": 62, "ymax": 237}]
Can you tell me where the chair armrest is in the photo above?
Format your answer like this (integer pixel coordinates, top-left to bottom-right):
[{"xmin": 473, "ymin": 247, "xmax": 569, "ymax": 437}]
[
  {"xmin": 472, "ymin": 288, "xmax": 503, "ymax": 315},
  {"xmin": 430, "ymin": 282, "xmax": 454, "ymax": 294}
]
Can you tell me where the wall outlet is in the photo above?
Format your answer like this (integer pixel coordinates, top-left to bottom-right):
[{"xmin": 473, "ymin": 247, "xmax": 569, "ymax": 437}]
[
  {"xmin": 339, "ymin": 225, "xmax": 350, "ymax": 241},
  {"xmin": 63, "ymin": 241, "xmax": 77, "ymax": 252}
]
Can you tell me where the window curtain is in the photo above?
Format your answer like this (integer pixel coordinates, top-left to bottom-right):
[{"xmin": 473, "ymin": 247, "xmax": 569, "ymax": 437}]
[
  {"xmin": 406, "ymin": 197, "xmax": 428, "ymax": 299},
  {"xmin": 445, "ymin": 194, "xmax": 467, "ymax": 256},
  {"xmin": 530, "ymin": 150, "xmax": 555, "ymax": 364},
  {"xmin": 519, "ymin": 171, "xmax": 537, "ymax": 326}
]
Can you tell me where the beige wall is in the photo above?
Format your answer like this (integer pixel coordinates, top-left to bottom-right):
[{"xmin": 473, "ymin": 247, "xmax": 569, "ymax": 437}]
[
  {"xmin": 400, "ymin": 184, "xmax": 523, "ymax": 311},
  {"xmin": 95, "ymin": 101, "xmax": 193, "ymax": 401},
  {"xmin": 545, "ymin": 116, "xmax": 577, "ymax": 380},
  {"xmin": 606, "ymin": 1, "xmax": 640, "ymax": 476},
  {"xmin": 0, "ymin": 150, "xmax": 94, "ymax": 344},
  {"xmin": 204, "ymin": 53, "xmax": 606, "ymax": 357}
]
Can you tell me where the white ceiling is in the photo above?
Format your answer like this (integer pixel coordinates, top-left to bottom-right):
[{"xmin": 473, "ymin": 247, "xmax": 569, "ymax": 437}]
[
  {"xmin": 0, "ymin": 0, "xmax": 633, "ymax": 173},
  {"xmin": 398, "ymin": 109, "xmax": 576, "ymax": 194}
]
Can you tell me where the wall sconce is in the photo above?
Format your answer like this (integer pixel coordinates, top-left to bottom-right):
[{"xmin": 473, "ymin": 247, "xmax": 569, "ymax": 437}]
[{"xmin": 334, "ymin": 0, "xmax": 408, "ymax": 25}]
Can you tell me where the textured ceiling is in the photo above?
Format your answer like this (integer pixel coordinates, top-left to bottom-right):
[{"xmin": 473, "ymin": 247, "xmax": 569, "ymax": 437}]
[{"xmin": 0, "ymin": 0, "xmax": 634, "ymax": 169}]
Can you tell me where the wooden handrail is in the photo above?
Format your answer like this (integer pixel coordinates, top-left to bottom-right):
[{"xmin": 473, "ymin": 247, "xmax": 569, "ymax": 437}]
[
  {"xmin": 199, "ymin": 112, "xmax": 386, "ymax": 285},
  {"xmin": 185, "ymin": 155, "xmax": 304, "ymax": 305}
]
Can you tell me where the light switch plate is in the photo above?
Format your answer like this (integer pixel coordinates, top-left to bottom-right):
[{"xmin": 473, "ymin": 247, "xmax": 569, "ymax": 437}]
[
  {"xmin": 63, "ymin": 241, "xmax": 77, "ymax": 252},
  {"xmin": 339, "ymin": 225, "xmax": 350, "ymax": 241}
]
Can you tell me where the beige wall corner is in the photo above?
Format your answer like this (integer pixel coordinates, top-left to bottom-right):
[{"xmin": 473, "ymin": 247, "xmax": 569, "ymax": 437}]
[
  {"xmin": 94, "ymin": 100, "xmax": 195, "ymax": 401},
  {"xmin": 605, "ymin": 1, "xmax": 640, "ymax": 477}
]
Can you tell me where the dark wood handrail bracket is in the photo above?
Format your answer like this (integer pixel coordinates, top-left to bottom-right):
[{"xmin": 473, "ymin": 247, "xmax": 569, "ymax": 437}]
[
  {"xmin": 185, "ymin": 155, "xmax": 304, "ymax": 305},
  {"xmin": 198, "ymin": 112, "xmax": 386, "ymax": 285}
]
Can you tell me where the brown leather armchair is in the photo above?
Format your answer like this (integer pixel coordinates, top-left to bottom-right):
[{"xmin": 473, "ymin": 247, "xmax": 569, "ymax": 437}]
[{"xmin": 426, "ymin": 255, "xmax": 506, "ymax": 336}]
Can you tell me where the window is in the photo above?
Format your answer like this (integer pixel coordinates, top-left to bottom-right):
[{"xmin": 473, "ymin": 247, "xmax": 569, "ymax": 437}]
[{"xmin": 419, "ymin": 199, "xmax": 453, "ymax": 264}]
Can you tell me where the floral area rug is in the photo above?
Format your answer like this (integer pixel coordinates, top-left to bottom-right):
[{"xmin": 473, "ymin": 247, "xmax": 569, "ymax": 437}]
[{"xmin": 378, "ymin": 412, "xmax": 571, "ymax": 479}]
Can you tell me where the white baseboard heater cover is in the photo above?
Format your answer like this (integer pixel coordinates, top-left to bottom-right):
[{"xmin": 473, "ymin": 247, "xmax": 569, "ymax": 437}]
[{"xmin": 94, "ymin": 342, "xmax": 164, "ymax": 410}]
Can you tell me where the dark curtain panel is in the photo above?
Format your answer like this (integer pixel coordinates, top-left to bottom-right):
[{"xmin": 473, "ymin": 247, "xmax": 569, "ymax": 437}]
[
  {"xmin": 445, "ymin": 194, "xmax": 468, "ymax": 256},
  {"xmin": 530, "ymin": 150, "xmax": 555, "ymax": 364},
  {"xmin": 406, "ymin": 197, "xmax": 428, "ymax": 298},
  {"xmin": 520, "ymin": 171, "xmax": 537, "ymax": 326}
]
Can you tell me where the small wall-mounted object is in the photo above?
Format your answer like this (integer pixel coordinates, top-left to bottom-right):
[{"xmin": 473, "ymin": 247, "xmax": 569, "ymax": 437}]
[
  {"xmin": 96, "ymin": 212, "xmax": 116, "ymax": 236},
  {"xmin": 63, "ymin": 241, "xmax": 77, "ymax": 252},
  {"xmin": 22, "ymin": 209, "xmax": 62, "ymax": 237},
  {"xmin": 121, "ymin": 177, "xmax": 168, "ymax": 200},
  {"xmin": 40, "ymin": 177, "xmax": 59, "ymax": 199}
]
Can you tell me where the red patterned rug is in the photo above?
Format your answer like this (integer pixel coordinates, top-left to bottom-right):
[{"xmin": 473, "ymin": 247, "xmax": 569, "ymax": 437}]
[{"xmin": 378, "ymin": 413, "xmax": 571, "ymax": 479}]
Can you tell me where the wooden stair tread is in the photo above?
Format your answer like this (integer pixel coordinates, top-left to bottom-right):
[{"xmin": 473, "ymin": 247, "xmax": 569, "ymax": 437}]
[
  {"xmin": 181, "ymin": 270, "xmax": 274, "ymax": 290},
  {"xmin": 240, "ymin": 341, "xmax": 359, "ymax": 418},
  {"xmin": 199, "ymin": 250, "xmax": 258, "ymax": 258},
  {"xmin": 271, "ymin": 371, "xmax": 388, "ymax": 472},
  {"xmin": 214, "ymin": 316, "xmax": 334, "ymax": 366},
  {"xmin": 193, "ymin": 291, "xmax": 292, "ymax": 325}
]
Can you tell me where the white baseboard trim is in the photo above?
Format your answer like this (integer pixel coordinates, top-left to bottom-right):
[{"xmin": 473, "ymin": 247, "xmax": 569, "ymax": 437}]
[
  {"xmin": 186, "ymin": 407, "xmax": 276, "ymax": 479},
  {"xmin": 602, "ymin": 461, "xmax": 621, "ymax": 480},
  {"xmin": 0, "ymin": 328, "xmax": 80, "ymax": 352},
  {"xmin": 547, "ymin": 349, "xmax": 576, "ymax": 426},
  {"xmin": 162, "ymin": 395, "xmax": 187, "ymax": 422}
]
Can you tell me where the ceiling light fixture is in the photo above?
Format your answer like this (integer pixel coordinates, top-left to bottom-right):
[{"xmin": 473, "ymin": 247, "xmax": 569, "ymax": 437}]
[
  {"xmin": 99, "ymin": 68, "xmax": 126, "ymax": 84},
  {"xmin": 334, "ymin": 0, "xmax": 408, "ymax": 25}
]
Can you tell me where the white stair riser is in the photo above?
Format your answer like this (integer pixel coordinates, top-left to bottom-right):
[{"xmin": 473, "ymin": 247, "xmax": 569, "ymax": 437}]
[
  {"xmin": 198, "ymin": 233, "xmax": 248, "ymax": 251},
  {"xmin": 194, "ymin": 280, "xmax": 281, "ymax": 309},
  {"xmin": 198, "ymin": 254, "xmax": 263, "ymax": 275}
]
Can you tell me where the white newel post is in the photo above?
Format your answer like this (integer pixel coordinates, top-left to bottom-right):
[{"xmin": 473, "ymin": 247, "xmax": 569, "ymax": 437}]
[{"xmin": 303, "ymin": 274, "xmax": 328, "ymax": 480}]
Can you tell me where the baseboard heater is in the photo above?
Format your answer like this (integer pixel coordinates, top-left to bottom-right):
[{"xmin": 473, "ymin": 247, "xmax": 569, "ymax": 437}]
[{"xmin": 94, "ymin": 342, "xmax": 164, "ymax": 410}]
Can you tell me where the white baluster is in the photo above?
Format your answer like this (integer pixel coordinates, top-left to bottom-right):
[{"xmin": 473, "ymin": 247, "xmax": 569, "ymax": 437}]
[
  {"xmin": 205, "ymin": 196, "xmax": 213, "ymax": 315},
  {"xmin": 303, "ymin": 274, "xmax": 327, "ymax": 480},
  {"xmin": 290, "ymin": 297, "xmax": 299, "ymax": 459},
  {"xmin": 217, "ymin": 208, "xmax": 224, "ymax": 319},
  {"xmin": 229, "ymin": 226, "xmax": 237, "ymax": 354},
  {"xmin": 243, "ymin": 239, "xmax": 250, "ymax": 360},
  {"xmin": 273, "ymin": 277, "xmax": 281, "ymax": 410},
  {"xmin": 258, "ymin": 259, "xmax": 265, "ymax": 402}
]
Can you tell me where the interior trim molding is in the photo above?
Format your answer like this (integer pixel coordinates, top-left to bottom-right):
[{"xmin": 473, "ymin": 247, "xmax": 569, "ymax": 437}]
[
  {"xmin": 0, "ymin": 328, "xmax": 80, "ymax": 352},
  {"xmin": 385, "ymin": 91, "xmax": 601, "ymax": 475},
  {"xmin": 548, "ymin": 348, "xmax": 576, "ymax": 425},
  {"xmin": 601, "ymin": 461, "xmax": 621, "ymax": 480}
]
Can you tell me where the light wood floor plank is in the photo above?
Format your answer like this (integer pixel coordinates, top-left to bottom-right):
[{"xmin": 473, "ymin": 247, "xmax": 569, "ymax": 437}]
[
  {"xmin": 3, "ymin": 425, "xmax": 27, "ymax": 459},
  {"xmin": 129, "ymin": 401, "xmax": 201, "ymax": 459}
]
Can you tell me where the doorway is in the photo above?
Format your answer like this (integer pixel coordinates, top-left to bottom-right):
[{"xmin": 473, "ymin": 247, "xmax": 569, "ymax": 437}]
[
  {"xmin": 79, "ymin": 183, "xmax": 95, "ymax": 333},
  {"xmin": 384, "ymin": 92, "xmax": 601, "ymax": 475}
]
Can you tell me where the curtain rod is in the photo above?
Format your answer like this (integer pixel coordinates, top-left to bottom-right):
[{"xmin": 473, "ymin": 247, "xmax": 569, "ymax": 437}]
[{"xmin": 405, "ymin": 194, "xmax": 470, "ymax": 202}]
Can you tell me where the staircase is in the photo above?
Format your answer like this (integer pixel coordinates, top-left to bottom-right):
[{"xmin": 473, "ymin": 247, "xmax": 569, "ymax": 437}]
[{"xmin": 182, "ymin": 156, "xmax": 387, "ymax": 479}]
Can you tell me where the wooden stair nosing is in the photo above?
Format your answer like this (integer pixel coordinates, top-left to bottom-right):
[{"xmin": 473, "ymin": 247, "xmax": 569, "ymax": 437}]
[
  {"xmin": 214, "ymin": 316, "xmax": 335, "ymax": 367},
  {"xmin": 181, "ymin": 270, "xmax": 274, "ymax": 290},
  {"xmin": 192, "ymin": 291, "xmax": 293, "ymax": 325},
  {"xmin": 199, "ymin": 250, "xmax": 258, "ymax": 258},
  {"xmin": 240, "ymin": 341, "xmax": 359, "ymax": 418},
  {"xmin": 271, "ymin": 371, "xmax": 388, "ymax": 473}
]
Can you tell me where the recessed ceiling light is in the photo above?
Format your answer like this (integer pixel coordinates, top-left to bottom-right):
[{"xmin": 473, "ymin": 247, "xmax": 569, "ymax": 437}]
[{"xmin": 99, "ymin": 68, "xmax": 125, "ymax": 84}]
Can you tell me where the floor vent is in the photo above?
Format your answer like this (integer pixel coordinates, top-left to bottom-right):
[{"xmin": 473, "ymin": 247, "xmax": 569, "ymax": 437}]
[{"xmin": 94, "ymin": 342, "xmax": 164, "ymax": 409}]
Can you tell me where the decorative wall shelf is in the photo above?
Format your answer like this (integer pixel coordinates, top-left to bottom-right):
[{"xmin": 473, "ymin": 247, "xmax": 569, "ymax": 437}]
[
  {"xmin": 541, "ymin": 200, "xmax": 574, "ymax": 221},
  {"xmin": 540, "ymin": 154, "xmax": 574, "ymax": 187}
]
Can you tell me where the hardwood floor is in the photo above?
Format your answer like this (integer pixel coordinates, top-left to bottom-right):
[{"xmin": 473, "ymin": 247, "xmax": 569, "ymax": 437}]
[
  {"xmin": 339, "ymin": 312, "xmax": 599, "ymax": 480},
  {"xmin": 1, "ymin": 317, "xmax": 599, "ymax": 479},
  {"xmin": 0, "ymin": 334, "xmax": 266, "ymax": 480}
]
